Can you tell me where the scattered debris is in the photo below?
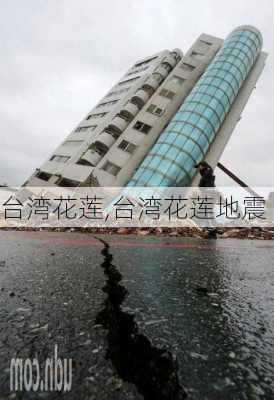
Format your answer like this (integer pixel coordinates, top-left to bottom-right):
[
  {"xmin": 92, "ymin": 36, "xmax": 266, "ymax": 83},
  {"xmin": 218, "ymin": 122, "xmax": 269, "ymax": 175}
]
[
  {"xmin": 81, "ymin": 339, "xmax": 92, "ymax": 346},
  {"xmin": 29, "ymin": 323, "xmax": 48, "ymax": 332},
  {"xmin": 190, "ymin": 352, "xmax": 208, "ymax": 361},
  {"xmin": 92, "ymin": 346, "xmax": 103, "ymax": 354},
  {"xmin": 195, "ymin": 286, "xmax": 209, "ymax": 295},
  {"xmin": 137, "ymin": 229, "xmax": 152, "ymax": 236},
  {"xmin": 108, "ymin": 376, "xmax": 124, "ymax": 390},
  {"xmin": 16, "ymin": 307, "xmax": 31, "ymax": 313},
  {"xmin": 144, "ymin": 319, "xmax": 168, "ymax": 326},
  {"xmin": 1, "ymin": 224, "xmax": 274, "ymax": 240},
  {"xmin": 221, "ymin": 227, "xmax": 274, "ymax": 240},
  {"xmin": 85, "ymin": 376, "xmax": 95, "ymax": 383}
]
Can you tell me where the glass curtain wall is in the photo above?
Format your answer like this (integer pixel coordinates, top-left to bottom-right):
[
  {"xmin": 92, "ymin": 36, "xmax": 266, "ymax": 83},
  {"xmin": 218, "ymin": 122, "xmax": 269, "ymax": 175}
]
[{"xmin": 127, "ymin": 26, "xmax": 262, "ymax": 187}]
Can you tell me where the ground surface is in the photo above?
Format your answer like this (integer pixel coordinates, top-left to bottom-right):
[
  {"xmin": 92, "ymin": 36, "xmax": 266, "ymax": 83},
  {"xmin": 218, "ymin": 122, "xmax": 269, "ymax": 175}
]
[{"xmin": 0, "ymin": 231, "xmax": 273, "ymax": 399}]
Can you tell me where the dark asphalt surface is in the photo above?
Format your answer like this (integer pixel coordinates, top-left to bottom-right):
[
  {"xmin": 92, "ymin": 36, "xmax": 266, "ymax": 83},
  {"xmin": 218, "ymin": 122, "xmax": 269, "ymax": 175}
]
[{"xmin": 0, "ymin": 231, "xmax": 273, "ymax": 400}]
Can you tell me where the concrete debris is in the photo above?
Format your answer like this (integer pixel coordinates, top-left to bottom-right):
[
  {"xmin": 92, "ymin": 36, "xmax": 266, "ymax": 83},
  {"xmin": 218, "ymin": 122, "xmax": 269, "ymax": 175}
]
[
  {"xmin": 137, "ymin": 229, "xmax": 152, "ymax": 236},
  {"xmin": 221, "ymin": 227, "xmax": 274, "ymax": 240},
  {"xmin": 144, "ymin": 319, "xmax": 168, "ymax": 326},
  {"xmin": 16, "ymin": 307, "xmax": 31, "ymax": 313},
  {"xmin": 195, "ymin": 286, "xmax": 209, "ymax": 294},
  {"xmin": 190, "ymin": 352, "xmax": 208, "ymax": 361},
  {"xmin": 29, "ymin": 323, "xmax": 48, "ymax": 332},
  {"xmin": 0, "ymin": 222, "xmax": 274, "ymax": 239}
]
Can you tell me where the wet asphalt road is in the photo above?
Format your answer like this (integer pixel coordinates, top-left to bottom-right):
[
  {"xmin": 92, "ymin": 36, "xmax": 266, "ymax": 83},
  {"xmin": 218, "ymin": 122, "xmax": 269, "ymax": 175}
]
[{"xmin": 0, "ymin": 231, "xmax": 273, "ymax": 400}]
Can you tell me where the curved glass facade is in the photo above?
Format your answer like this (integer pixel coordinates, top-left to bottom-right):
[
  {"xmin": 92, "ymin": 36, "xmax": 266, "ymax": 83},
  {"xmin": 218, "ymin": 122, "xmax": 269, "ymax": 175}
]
[{"xmin": 128, "ymin": 26, "xmax": 262, "ymax": 187}]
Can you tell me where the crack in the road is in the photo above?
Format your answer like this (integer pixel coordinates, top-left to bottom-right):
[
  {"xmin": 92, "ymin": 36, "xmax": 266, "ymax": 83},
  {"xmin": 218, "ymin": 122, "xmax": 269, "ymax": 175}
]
[{"xmin": 94, "ymin": 237, "xmax": 187, "ymax": 400}]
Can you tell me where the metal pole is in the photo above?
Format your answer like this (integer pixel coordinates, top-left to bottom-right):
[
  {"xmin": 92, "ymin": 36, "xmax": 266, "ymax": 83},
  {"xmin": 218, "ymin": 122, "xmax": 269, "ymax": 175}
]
[{"xmin": 217, "ymin": 162, "xmax": 261, "ymax": 198}]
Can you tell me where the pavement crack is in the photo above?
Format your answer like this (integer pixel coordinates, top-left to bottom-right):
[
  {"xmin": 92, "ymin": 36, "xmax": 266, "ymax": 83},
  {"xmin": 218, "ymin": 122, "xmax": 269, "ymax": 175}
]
[{"xmin": 94, "ymin": 236, "xmax": 187, "ymax": 400}]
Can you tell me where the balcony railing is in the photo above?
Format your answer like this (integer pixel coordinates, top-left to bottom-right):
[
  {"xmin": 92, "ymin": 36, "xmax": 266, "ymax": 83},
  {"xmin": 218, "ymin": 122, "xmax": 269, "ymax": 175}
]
[
  {"xmin": 121, "ymin": 102, "xmax": 140, "ymax": 120},
  {"xmin": 110, "ymin": 115, "xmax": 129, "ymax": 132},
  {"xmin": 79, "ymin": 149, "xmax": 102, "ymax": 166},
  {"xmin": 143, "ymin": 76, "xmax": 159, "ymax": 91},
  {"xmin": 95, "ymin": 130, "xmax": 117, "ymax": 149},
  {"xmin": 131, "ymin": 89, "xmax": 150, "ymax": 108},
  {"xmin": 153, "ymin": 66, "xmax": 169, "ymax": 79},
  {"xmin": 164, "ymin": 54, "xmax": 178, "ymax": 68}
]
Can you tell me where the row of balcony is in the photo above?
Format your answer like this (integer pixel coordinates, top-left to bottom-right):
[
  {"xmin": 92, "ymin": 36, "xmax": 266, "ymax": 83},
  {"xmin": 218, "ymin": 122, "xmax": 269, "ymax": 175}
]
[
  {"xmin": 78, "ymin": 51, "xmax": 180, "ymax": 168},
  {"xmin": 78, "ymin": 101, "xmax": 142, "ymax": 167}
]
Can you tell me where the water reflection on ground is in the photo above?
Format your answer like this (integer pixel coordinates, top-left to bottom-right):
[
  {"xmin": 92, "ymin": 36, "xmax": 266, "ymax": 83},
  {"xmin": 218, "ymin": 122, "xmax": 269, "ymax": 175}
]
[{"xmin": 112, "ymin": 238, "xmax": 274, "ymax": 400}]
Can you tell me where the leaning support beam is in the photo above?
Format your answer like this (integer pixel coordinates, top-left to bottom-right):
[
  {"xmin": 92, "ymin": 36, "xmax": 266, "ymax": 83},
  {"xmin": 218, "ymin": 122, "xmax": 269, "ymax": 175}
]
[{"xmin": 217, "ymin": 162, "xmax": 261, "ymax": 198}]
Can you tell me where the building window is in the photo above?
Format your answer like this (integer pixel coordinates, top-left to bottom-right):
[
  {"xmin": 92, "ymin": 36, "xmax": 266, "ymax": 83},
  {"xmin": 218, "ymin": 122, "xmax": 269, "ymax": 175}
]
[
  {"xmin": 159, "ymin": 89, "xmax": 176, "ymax": 99},
  {"xmin": 102, "ymin": 161, "xmax": 121, "ymax": 176},
  {"xmin": 96, "ymin": 100, "xmax": 118, "ymax": 109},
  {"xmin": 130, "ymin": 97, "xmax": 143, "ymax": 110},
  {"xmin": 118, "ymin": 76, "xmax": 140, "ymax": 86},
  {"xmin": 180, "ymin": 62, "xmax": 196, "ymax": 71},
  {"xmin": 57, "ymin": 178, "xmax": 79, "ymax": 187},
  {"xmin": 146, "ymin": 104, "xmax": 165, "ymax": 116},
  {"xmin": 76, "ymin": 159, "xmax": 92, "ymax": 167},
  {"xmin": 50, "ymin": 155, "xmax": 70, "ymax": 163},
  {"xmin": 191, "ymin": 51, "xmax": 204, "ymax": 60},
  {"xmin": 170, "ymin": 51, "xmax": 182, "ymax": 61},
  {"xmin": 161, "ymin": 62, "xmax": 172, "ymax": 72},
  {"xmin": 126, "ymin": 65, "xmax": 149, "ymax": 76},
  {"xmin": 86, "ymin": 112, "xmax": 107, "ymax": 120},
  {"xmin": 151, "ymin": 72, "xmax": 164, "ymax": 82},
  {"xmin": 62, "ymin": 140, "xmax": 84, "ymax": 146},
  {"xmin": 142, "ymin": 84, "xmax": 155, "ymax": 96},
  {"xmin": 106, "ymin": 88, "xmax": 129, "ymax": 98},
  {"xmin": 200, "ymin": 39, "xmax": 212, "ymax": 46},
  {"xmin": 169, "ymin": 75, "xmax": 186, "ymax": 86},
  {"xmin": 118, "ymin": 140, "xmax": 137, "ymax": 154},
  {"xmin": 75, "ymin": 125, "xmax": 97, "ymax": 132},
  {"xmin": 36, "ymin": 171, "xmax": 51, "ymax": 181},
  {"xmin": 117, "ymin": 111, "xmax": 133, "ymax": 122},
  {"xmin": 134, "ymin": 56, "xmax": 158, "ymax": 67},
  {"xmin": 104, "ymin": 126, "xmax": 121, "ymax": 139},
  {"xmin": 133, "ymin": 121, "xmax": 152, "ymax": 134},
  {"xmin": 89, "ymin": 143, "xmax": 106, "ymax": 156}
]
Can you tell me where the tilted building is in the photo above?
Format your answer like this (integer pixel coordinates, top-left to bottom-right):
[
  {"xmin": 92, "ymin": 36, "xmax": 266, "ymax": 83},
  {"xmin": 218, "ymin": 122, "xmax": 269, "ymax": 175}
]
[{"xmin": 25, "ymin": 26, "xmax": 266, "ymax": 189}]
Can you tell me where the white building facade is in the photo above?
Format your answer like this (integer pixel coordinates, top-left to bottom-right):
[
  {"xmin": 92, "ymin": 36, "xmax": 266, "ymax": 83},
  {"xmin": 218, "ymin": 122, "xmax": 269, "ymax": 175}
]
[{"xmin": 25, "ymin": 33, "xmax": 223, "ymax": 188}]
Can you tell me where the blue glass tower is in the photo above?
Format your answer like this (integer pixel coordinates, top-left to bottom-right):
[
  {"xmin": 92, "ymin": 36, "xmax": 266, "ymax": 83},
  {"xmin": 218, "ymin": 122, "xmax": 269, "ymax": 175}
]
[{"xmin": 127, "ymin": 26, "xmax": 262, "ymax": 187}]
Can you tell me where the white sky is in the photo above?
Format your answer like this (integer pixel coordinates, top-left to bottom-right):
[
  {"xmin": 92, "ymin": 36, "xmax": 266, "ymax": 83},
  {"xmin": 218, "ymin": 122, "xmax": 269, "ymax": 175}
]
[{"xmin": 0, "ymin": 0, "xmax": 273, "ymax": 186}]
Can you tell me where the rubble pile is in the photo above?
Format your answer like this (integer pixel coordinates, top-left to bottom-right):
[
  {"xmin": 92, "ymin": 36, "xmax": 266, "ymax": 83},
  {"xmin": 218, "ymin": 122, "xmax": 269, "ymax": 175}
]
[
  {"xmin": 114, "ymin": 226, "xmax": 206, "ymax": 238},
  {"xmin": 221, "ymin": 227, "xmax": 274, "ymax": 240},
  {"xmin": 0, "ymin": 224, "xmax": 274, "ymax": 239}
]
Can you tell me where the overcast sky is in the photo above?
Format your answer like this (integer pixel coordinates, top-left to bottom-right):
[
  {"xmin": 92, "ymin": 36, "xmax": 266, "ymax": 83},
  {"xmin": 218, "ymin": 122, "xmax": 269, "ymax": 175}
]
[{"xmin": 0, "ymin": 0, "xmax": 273, "ymax": 187}]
